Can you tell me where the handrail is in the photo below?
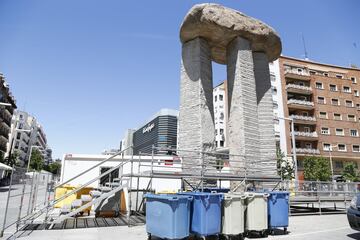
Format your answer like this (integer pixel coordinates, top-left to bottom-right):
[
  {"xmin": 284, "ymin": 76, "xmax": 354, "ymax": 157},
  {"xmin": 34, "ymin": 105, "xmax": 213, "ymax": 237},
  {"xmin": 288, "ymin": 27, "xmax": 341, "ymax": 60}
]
[{"xmin": 56, "ymin": 146, "xmax": 132, "ymax": 189}]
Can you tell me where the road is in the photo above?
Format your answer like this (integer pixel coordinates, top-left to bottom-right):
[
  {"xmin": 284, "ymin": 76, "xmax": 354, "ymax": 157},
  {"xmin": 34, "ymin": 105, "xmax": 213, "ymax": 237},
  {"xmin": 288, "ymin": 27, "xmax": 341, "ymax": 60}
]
[{"xmin": 4, "ymin": 214, "xmax": 359, "ymax": 240}]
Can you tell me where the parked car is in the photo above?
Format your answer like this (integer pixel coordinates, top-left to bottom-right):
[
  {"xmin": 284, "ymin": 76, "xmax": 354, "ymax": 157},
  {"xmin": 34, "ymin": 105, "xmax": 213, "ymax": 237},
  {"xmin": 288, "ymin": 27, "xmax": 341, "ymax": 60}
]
[{"xmin": 347, "ymin": 193, "xmax": 360, "ymax": 231}]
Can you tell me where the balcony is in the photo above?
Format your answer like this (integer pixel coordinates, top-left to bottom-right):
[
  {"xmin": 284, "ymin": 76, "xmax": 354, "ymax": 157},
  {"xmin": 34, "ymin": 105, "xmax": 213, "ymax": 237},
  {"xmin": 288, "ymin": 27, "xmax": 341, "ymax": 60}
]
[
  {"xmin": 294, "ymin": 148, "xmax": 320, "ymax": 155},
  {"xmin": 286, "ymin": 84, "xmax": 312, "ymax": 95},
  {"xmin": 284, "ymin": 69, "xmax": 311, "ymax": 81},
  {"xmin": 287, "ymin": 99, "xmax": 314, "ymax": 110},
  {"xmin": 291, "ymin": 131, "xmax": 318, "ymax": 140},
  {"xmin": 290, "ymin": 115, "xmax": 316, "ymax": 125}
]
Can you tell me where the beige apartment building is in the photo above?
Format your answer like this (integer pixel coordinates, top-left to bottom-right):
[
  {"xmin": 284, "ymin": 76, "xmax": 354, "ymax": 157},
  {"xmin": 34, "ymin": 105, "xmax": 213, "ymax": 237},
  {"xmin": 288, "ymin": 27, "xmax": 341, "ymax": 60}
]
[{"xmin": 279, "ymin": 56, "xmax": 360, "ymax": 180}]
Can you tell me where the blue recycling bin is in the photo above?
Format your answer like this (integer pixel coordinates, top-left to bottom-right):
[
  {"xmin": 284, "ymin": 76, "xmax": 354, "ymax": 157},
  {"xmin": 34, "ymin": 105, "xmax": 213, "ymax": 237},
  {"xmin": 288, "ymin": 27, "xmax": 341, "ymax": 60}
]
[
  {"xmin": 179, "ymin": 192, "xmax": 223, "ymax": 236},
  {"xmin": 267, "ymin": 191, "xmax": 289, "ymax": 232},
  {"xmin": 145, "ymin": 194, "xmax": 193, "ymax": 239}
]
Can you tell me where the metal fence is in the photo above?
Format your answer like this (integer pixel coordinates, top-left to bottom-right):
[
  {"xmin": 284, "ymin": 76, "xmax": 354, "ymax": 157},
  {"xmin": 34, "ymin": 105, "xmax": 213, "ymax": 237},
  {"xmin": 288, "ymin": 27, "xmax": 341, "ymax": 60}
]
[{"xmin": 0, "ymin": 167, "xmax": 54, "ymax": 237}]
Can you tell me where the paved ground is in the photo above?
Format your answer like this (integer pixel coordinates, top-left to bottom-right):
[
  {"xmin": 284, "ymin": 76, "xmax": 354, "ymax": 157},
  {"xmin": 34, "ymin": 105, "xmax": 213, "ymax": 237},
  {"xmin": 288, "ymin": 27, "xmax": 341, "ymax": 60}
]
[{"xmin": 3, "ymin": 214, "xmax": 359, "ymax": 240}]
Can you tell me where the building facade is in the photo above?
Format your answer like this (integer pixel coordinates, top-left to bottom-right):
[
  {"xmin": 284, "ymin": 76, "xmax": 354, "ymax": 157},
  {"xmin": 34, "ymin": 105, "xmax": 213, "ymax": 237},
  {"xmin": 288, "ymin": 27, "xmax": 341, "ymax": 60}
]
[
  {"xmin": 278, "ymin": 56, "xmax": 360, "ymax": 179},
  {"xmin": 8, "ymin": 110, "xmax": 52, "ymax": 167},
  {"xmin": 0, "ymin": 73, "xmax": 17, "ymax": 156},
  {"xmin": 213, "ymin": 81, "xmax": 227, "ymax": 149},
  {"xmin": 132, "ymin": 109, "xmax": 178, "ymax": 155}
]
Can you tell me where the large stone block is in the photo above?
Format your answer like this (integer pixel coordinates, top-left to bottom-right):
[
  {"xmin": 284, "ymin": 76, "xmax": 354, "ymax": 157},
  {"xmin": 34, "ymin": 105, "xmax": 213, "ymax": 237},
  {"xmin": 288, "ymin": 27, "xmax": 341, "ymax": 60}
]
[
  {"xmin": 178, "ymin": 37, "xmax": 216, "ymax": 188},
  {"xmin": 226, "ymin": 36, "xmax": 260, "ymax": 181},
  {"xmin": 253, "ymin": 52, "xmax": 277, "ymax": 177}
]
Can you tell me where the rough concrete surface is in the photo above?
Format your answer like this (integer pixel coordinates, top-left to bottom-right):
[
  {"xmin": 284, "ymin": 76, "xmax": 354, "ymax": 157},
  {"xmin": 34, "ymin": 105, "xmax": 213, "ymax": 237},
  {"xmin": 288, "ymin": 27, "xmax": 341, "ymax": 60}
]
[{"xmin": 180, "ymin": 3, "xmax": 282, "ymax": 64}]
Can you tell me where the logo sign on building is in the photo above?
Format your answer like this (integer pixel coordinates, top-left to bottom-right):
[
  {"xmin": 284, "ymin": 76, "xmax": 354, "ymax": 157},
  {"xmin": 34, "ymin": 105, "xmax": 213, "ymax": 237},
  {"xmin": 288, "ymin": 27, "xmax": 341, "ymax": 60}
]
[{"xmin": 143, "ymin": 123, "xmax": 155, "ymax": 134}]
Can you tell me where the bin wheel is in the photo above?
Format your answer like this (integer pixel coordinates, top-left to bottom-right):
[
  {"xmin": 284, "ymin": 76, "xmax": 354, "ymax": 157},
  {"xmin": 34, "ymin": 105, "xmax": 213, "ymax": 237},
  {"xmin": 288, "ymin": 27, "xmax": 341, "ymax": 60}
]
[
  {"xmin": 147, "ymin": 233, "xmax": 151, "ymax": 240},
  {"xmin": 260, "ymin": 230, "xmax": 268, "ymax": 238},
  {"xmin": 284, "ymin": 228, "xmax": 288, "ymax": 234}
]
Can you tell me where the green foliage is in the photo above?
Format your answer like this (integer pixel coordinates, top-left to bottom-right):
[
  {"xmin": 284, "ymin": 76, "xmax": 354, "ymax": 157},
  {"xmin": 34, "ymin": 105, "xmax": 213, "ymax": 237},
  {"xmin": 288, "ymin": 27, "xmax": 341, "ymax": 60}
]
[
  {"xmin": 48, "ymin": 162, "xmax": 61, "ymax": 175},
  {"xmin": 4, "ymin": 151, "xmax": 20, "ymax": 167},
  {"xmin": 342, "ymin": 162, "xmax": 360, "ymax": 182},
  {"xmin": 276, "ymin": 148, "xmax": 294, "ymax": 180},
  {"xmin": 29, "ymin": 149, "xmax": 44, "ymax": 171},
  {"xmin": 303, "ymin": 156, "xmax": 331, "ymax": 181}
]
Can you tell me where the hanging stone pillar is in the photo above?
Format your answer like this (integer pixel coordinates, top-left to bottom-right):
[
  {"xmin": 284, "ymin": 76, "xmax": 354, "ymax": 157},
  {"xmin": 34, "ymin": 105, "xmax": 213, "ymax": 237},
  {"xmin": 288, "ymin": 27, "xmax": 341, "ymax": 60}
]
[
  {"xmin": 227, "ymin": 37, "xmax": 260, "ymax": 188},
  {"xmin": 178, "ymin": 37, "xmax": 216, "ymax": 188},
  {"xmin": 253, "ymin": 52, "xmax": 277, "ymax": 177}
]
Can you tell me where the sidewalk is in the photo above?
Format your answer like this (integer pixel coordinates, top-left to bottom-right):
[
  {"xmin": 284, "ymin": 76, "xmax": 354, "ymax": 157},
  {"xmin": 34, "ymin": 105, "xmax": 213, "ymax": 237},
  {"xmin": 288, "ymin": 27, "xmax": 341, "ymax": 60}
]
[{"xmin": 5, "ymin": 214, "xmax": 360, "ymax": 240}]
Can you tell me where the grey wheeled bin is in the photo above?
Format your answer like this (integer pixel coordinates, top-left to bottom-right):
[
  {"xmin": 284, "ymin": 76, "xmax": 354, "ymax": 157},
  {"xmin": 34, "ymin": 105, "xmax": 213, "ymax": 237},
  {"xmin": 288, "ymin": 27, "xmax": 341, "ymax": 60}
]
[
  {"xmin": 245, "ymin": 192, "xmax": 269, "ymax": 237},
  {"xmin": 222, "ymin": 193, "xmax": 247, "ymax": 238}
]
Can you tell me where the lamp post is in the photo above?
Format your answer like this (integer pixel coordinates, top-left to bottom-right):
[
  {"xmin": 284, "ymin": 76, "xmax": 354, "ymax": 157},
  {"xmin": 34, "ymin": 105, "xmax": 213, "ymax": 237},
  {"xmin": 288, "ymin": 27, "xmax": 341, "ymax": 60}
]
[
  {"xmin": 278, "ymin": 116, "xmax": 298, "ymax": 188},
  {"xmin": 328, "ymin": 145, "xmax": 337, "ymax": 181}
]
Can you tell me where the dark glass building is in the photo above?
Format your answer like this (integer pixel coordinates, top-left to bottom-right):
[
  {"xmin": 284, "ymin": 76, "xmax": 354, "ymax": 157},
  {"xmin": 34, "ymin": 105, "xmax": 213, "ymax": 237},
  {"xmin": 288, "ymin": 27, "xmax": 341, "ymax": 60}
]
[{"xmin": 132, "ymin": 109, "xmax": 178, "ymax": 155}]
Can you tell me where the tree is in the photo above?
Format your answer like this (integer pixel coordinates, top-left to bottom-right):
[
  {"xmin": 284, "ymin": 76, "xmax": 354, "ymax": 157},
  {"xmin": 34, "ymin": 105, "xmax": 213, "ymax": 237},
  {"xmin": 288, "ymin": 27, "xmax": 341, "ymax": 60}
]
[
  {"xmin": 4, "ymin": 150, "xmax": 20, "ymax": 167},
  {"xmin": 276, "ymin": 148, "xmax": 294, "ymax": 180},
  {"xmin": 48, "ymin": 162, "xmax": 61, "ymax": 176},
  {"xmin": 29, "ymin": 149, "xmax": 44, "ymax": 171},
  {"xmin": 342, "ymin": 162, "xmax": 360, "ymax": 182},
  {"xmin": 303, "ymin": 156, "xmax": 331, "ymax": 181}
]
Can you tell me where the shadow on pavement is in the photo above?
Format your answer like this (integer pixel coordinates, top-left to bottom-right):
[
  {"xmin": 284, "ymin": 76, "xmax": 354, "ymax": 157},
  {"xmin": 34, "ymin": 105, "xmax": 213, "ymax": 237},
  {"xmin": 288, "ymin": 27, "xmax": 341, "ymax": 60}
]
[{"xmin": 347, "ymin": 232, "xmax": 360, "ymax": 239}]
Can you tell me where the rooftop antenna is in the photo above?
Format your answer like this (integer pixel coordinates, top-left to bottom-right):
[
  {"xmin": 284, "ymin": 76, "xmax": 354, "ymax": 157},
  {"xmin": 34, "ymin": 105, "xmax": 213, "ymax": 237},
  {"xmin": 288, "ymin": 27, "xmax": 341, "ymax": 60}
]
[{"xmin": 301, "ymin": 33, "xmax": 309, "ymax": 61}]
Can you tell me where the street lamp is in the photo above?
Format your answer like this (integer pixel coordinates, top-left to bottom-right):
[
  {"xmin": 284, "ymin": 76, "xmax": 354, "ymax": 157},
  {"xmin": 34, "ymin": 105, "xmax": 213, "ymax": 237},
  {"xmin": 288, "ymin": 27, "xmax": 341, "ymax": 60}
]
[
  {"xmin": 277, "ymin": 116, "xmax": 298, "ymax": 186},
  {"xmin": 328, "ymin": 145, "xmax": 337, "ymax": 181}
]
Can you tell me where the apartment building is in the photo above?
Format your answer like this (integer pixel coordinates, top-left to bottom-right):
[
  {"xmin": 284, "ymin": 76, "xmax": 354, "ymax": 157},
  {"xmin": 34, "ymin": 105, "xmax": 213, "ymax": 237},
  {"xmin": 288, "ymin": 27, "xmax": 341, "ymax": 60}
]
[
  {"xmin": 8, "ymin": 110, "xmax": 52, "ymax": 166},
  {"xmin": 279, "ymin": 56, "xmax": 360, "ymax": 179},
  {"xmin": 213, "ymin": 64, "xmax": 285, "ymax": 152},
  {"xmin": 0, "ymin": 73, "xmax": 17, "ymax": 155}
]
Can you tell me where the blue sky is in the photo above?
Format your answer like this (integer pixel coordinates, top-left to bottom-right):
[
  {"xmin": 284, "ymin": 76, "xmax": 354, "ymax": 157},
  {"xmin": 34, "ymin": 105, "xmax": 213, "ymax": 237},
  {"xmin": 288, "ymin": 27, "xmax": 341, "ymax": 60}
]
[{"xmin": 0, "ymin": 0, "xmax": 359, "ymax": 159}]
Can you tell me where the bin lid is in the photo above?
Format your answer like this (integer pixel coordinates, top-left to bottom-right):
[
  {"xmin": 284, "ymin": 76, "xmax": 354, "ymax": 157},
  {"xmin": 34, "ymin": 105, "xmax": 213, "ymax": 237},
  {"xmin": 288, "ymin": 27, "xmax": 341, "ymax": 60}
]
[
  {"xmin": 144, "ymin": 193, "xmax": 193, "ymax": 201},
  {"xmin": 224, "ymin": 193, "xmax": 247, "ymax": 200},
  {"xmin": 178, "ymin": 192, "xmax": 224, "ymax": 198}
]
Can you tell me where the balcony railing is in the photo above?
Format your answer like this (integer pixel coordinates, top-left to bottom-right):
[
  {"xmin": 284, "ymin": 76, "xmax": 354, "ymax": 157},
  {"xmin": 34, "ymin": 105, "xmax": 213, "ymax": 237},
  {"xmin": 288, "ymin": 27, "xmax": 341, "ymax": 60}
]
[
  {"xmin": 290, "ymin": 115, "xmax": 316, "ymax": 122},
  {"xmin": 292, "ymin": 131, "xmax": 318, "ymax": 138},
  {"xmin": 286, "ymin": 84, "xmax": 312, "ymax": 92},
  {"xmin": 284, "ymin": 68, "xmax": 310, "ymax": 76},
  {"xmin": 287, "ymin": 99, "xmax": 314, "ymax": 106},
  {"xmin": 294, "ymin": 148, "xmax": 320, "ymax": 155}
]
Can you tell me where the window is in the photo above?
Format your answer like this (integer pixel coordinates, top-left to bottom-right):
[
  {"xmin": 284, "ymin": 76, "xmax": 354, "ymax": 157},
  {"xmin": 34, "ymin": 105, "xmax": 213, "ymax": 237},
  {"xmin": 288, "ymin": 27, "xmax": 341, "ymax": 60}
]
[
  {"xmin": 297, "ymin": 68, "xmax": 303, "ymax": 73},
  {"xmin": 324, "ymin": 73, "xmax": 329, "ymax": 77},
  {"xmin": 357, "ymin": 104, "xmax": 360, "ymax": 110},
  {"xmin": 343, "ymin": 86, "xmax": 351, "ymax": 93},
  {"xmin": 214, "ymin": 96, "xmax": 217, "ymax": 102},
  {"xmin": 321, "ymin": 127, "xmax": 330, "ymax": 135},
  {"xmin": 351, "ymin": 77, "xmax": 357, "ymax": 84},
  {"xmin": 316, "ymin": 82, "xmax": 323, "ymax": 89},
  {"xmin": 336, "ymin": 128, "xmax": 344, "ymax": 136},
  {"xmin": 305, "ymin": 143, "xmax": 312, "ymax": 149},
  {"xmin": 350, "ymin": 129, "xmax": 358, "ymax": 137},
  {"xmin": 346, "ymin": 100, "xmax": 353, "ymax": 107},
  {"xmin": 304, "ymin": 127, "xmax": 310, "ymax": 133},
  {"xmin": 310, "ymin": 70, "xmax": 317, "ymax": 75},
  {"xmin": 331, "ymin": 98, "xmax": 339, "ymax": 105},
  {"xmin": 219, "ymin": 128, "xmax": 224, "ymax": 135},
  {"xmin": 219, "ymin": 112, "xmax": 224, "ymax": 120},
  {"xmin": 338, "ymin": 144, "xmax": 347, "ymax": 151},
  {"xmin": 219, "ymin": 94, "xmax": 223, "ymax": 101},
  {"xmin": 329, "ymin": 84, "xmax": 337, "ymax": 91},
  {"xmin": 270, "ymin": 74, "xmax": 276, "ymax": 82},
  {"xmin": 323, "ymin": 143, "xmax": 331, "ymax": 151},
  {"xmin": 16, "ymin": 132, "xmax": 21, "ymax": 139},
  {"xmin": 353, "ymin": 145, "xmax": 360, "ymax": 152},
  {"xmin": 272, "ymin": 86, "xmax": 277, "ymax": 94},
  {"xmin": 219, "ymin": 141, "xmax": 224, "ymax": 147},
  {"xmin": 318, "ymin": 97, "xmax": 325, "ymax": 104},
  {"xmin": 336, "ymin": 74, "xmax": 344, "ymax": 79},
  {"xmin": 335, "ymin": 161, "xmax": 343, "ymax": 169},
  {"xmin": 355, "ymin": 90, "xmax": 359, "ymax": 97},
  {"xmin": 215, "ymin": 129, "xmax": 218, "ymax": 135},
  {"xmin": 319, "ymin": 112, "xmax": 327, "ymax": 119},
  {"xmin": 348, "ymin": 115, "xmax": 356, "ymax": 121},
  {"xmin": 334, "ymin": 113, "xmax": 342, "ymax": 120},
  {"xmin": 302, "ymin": 112, "xmax": 309, "ymax": 116}
]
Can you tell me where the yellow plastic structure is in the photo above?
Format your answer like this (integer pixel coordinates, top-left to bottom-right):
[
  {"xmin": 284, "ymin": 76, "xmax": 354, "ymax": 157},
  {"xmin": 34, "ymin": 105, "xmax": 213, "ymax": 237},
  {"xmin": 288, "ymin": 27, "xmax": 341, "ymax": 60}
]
[{"xmin": 54, "ymin": 185, "xmax": 94, "ymax": 208}]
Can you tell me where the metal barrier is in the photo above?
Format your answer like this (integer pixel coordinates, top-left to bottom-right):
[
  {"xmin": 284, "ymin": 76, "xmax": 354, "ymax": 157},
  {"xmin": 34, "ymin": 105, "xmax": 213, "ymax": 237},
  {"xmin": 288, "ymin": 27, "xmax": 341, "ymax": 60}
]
[{"xmin": 0, "ymin": 167, "xmax": 53, "ymax": 237}]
